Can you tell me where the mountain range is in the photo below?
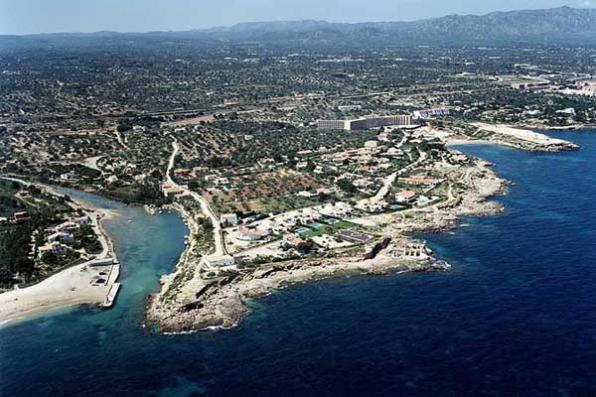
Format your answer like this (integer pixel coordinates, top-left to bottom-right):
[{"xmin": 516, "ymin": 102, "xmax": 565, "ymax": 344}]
[{"xmin": 2, "ymin": 6, "xmax": 596, "ymax": 49}]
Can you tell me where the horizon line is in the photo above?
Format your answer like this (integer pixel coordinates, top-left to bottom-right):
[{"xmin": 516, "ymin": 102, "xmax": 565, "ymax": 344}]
[{"xmin": 0, "ymin": 5, "xmax": 593, "ymax": 37}]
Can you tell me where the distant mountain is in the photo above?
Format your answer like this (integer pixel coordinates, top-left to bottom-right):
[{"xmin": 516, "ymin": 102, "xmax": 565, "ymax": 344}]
[
  {"xmin": 194, "ymin": 6, "xmax": 596, "ymax": 46},
  {"xmin": 2, "ymin": 6, "xmax": 596, "ymax": 49}
]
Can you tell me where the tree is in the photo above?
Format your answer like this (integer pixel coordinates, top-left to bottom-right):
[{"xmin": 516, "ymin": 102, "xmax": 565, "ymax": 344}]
[
  {"xmin": 117, "ymin": 123, "xmax": 132, "ymax": 133},
  {"xmin": 41, "ymin": 252, "xmax": 58, "ymax": 265},
  {"xmin": 336, "ymin": 179, "xmax": 358, "ymax": 195}
]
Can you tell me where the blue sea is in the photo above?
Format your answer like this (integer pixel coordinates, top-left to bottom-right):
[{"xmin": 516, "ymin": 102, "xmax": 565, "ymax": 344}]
[{"xmin": 1, "ymin": 131, "xmax": 596, "ymax": 397}]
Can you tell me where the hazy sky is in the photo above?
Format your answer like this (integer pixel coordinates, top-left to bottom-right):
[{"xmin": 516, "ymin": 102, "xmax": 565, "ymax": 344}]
[{"xmin": 1, "ymin": 0, "xmax": 594, "ymax": 35}]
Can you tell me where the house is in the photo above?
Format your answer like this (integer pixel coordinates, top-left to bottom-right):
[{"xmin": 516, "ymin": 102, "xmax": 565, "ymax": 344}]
[
  {"xmin": 296, "ymin": 209, "xmax": 321, "ymax": 224},
  {"xmin": 73, "ymin": 216, "xmax": 91, "ymax": 226},
  {"xmin": 174, "ymin": 168, "xmax": 192, "ymax": 177},
  {"xmin": 53, "ymin": 221, "xmax": 80, "ymax": 233},
  {"xmin": 237, "ymin": 227, "xmax": 268, "ymax": 241},
  {"xmin": 220, "ymin": 213, "xmax": 239, "ymax": 227},
  {"xmin": 213, "ymin": 177, "xmax": 230, "ymax": 186},
  {"xmin": 395, "ymin": 190, "xmax": 417, "ymax": 203},
  {"xmin": 13, "ymin": 211, "xmax": 30, "ymax": 222},
  {"xmin": 556, "ymin": 108, "xmax": 576, "ymax": 115},
  {"xmin": 357, "ymin": 200, "xmax": 388, "ymax": 213},
  {"xmin": 134, "ymin": 174, "xmax": 147, "ymax": 182},
  {"xmin": 161, "ymin": 182, "xmax": 185, "ymax": 197},
  {"xmin": 364, "ymin": 140, "xmax": 379, "ymax": 149},
  {"xmin": 385, "ymin": 147, "xmax": 404, "ymax": 157},
  {"xmin": 202, "ymin": 255, "xmax": 236, "ymax": 268},
  {"xmin": 319, "ymin": 202, "xmax": 353, "ymax": 218},
  {"xmin": 47, "ymin": 232, "xmax": 74, "ymax": 244},
  {"xmin": 39, "ymin": 241, "xmax": 67, "ymax": 256},
  {"xmin": 297, "ymin": 191, "xmax": 317, "ymax": 198},
  {"xmin": 416, "ymin": 195, "xmax": 440, "ymax": 207},
  {"xmin": 451, "ymin": 154, "xmax": 468, "ymax": 163},
  {"xmin": 283, "ymin": 233, "xmax": 305, "ymax": 247}
]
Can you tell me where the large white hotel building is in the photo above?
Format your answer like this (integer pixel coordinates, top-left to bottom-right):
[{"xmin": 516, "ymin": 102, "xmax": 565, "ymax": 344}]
[{"xmin": 317, "ymin": 114, "xmax": 413, "ymax": 131}]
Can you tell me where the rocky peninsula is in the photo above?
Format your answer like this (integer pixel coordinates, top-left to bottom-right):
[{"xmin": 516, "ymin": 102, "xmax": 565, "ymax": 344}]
[{"xmin": 146, "ymin": 138, "xmax": 512, "ymax": 333}]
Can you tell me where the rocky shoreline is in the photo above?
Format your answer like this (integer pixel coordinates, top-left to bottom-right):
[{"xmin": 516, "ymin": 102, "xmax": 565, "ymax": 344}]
[
  {"xmin": 146, "ymin": 255, "xmax": 450, "ymax": 333},
  {"xmin": 145, "ymin": 150, "xmax": 509, "ymax": 334}
]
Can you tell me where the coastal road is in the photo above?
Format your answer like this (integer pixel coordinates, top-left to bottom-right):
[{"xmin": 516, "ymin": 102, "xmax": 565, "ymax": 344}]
[{"xmin": 166, "ymin": 139, "xmax": 226, "ymax": 256}]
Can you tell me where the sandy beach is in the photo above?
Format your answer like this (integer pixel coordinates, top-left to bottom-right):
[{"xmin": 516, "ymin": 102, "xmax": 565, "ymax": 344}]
[
  {"xmin": 471, "ymin": 123, "xmax": 579, "ymax": 150},
  {"xmin": 445, "ymin": 138, "xmax": 494, "ymax": 146},
  {"xmin": 0, "ymin": 262, "xmax": 118, "ymax": 326},
  {"xmin": 0, "ymin": 178, "xmax": 121, "ymax": 327}
]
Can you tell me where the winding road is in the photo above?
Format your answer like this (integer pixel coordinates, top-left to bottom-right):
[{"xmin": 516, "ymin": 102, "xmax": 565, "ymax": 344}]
[{"xmin": 166, "ymin": 138, "xmax": 227, "ymax": 256}]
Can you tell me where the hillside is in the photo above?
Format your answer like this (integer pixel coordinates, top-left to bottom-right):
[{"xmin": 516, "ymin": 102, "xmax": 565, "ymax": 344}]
[{"xmin": 1, "ymin": 6, "xmax": 596, "ymax": 49}]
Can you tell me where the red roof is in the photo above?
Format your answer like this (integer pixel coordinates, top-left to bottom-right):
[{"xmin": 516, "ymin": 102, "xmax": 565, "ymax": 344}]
[{"xmin": 13, "ymin": 211, "xmax": 30, "ymax": 220}]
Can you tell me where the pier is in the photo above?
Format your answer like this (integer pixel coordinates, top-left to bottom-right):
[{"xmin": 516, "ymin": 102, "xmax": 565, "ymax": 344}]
[
  {"xmin": 101, "ymin": 261, "xmax": 121, "ymax": 308},
  {"xmin": 102, "ymin": 282, "xmax": 121, "ymax": 308}
]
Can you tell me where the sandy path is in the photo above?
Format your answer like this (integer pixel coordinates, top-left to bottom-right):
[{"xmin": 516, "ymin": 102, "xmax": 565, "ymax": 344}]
[{"xmin": 166, "ymin": 138, "xmax": 225, "ymax": 256}]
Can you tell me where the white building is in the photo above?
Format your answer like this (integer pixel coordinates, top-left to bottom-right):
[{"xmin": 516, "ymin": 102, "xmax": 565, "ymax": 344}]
[
  {"xmin": 237, "ymin": 227, "xmax": 268, "ymax": 241},
  {"xmin": 338, "ymin": 105, "xmax": 362, "ymax": 112},
  {"xmin": 395, "ymin": 190, "xmax": 417, "ymax": 203},
  {"xmin": 47, "ymin": 232, "xmax": 74, "ymax": 244},
  {"xmin": 39, "ymin": 241, "xmax": 67, "ymax": 256},
  {"xmin": 318, "ymin": 115, "xmax": 413, "ymax": 131},
  {"xmin": 220, "ymin": 213, "xmax": 239, "ymax": 227},
  {"xmin": 364, "ymin": 140, "xmax": 378, "ymax": 149},
  {"xmin": 317, "ymin": 120, "xmax": 348, "ymax": 130},
  {"xmin": 202, "ymin": 255, "xmax": 236, "ymax": 268},
  {"xmin": 413, "ymin": 108, "xmax": 450, "ymax": 119}
]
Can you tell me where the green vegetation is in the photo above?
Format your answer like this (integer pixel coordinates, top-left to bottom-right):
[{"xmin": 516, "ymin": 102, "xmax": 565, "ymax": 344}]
[
  {"xmin": 0, "ymin": 180, "xmax": 103, "ymax": 289},
  {"xmin": 336, "ymin": 179, "xmax": 358, "ymax": 195},
  {"xmin": 117, "ymin": 123, "xmax": 133, "ymax": 133},
  {"xmin": 296, "ymin": 219, "xmax": 357, "ymax": 238}
]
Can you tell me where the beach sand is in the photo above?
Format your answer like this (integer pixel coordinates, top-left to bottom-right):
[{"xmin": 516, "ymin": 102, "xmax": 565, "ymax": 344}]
[
  {"xmin": 0, "ymin": 263, "xmax": 114, "ymax": 326},
  {"xmin": 472, "ymin": 123, "xmax": 572, "ymax": 146},
  {"xmin": 0, "ymin": 178, "xmax": 122, "ymax": 327}
]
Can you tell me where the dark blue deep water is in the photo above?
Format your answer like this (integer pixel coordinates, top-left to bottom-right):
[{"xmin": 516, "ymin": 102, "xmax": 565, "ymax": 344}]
[{"xmin": 1, "ymin": 132, "xmax": 596, "ymax": 397}]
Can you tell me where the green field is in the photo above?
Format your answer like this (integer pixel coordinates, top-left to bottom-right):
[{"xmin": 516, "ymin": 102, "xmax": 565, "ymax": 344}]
[{"xmin": 296, "ymin": 219, "xmax": 357, "ymax": 238}]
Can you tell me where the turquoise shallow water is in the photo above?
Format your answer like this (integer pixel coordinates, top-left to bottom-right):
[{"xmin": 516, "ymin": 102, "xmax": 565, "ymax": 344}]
[{"xmin": 1, "ymin": 131, "xmax": 596, "ymax": 396}]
